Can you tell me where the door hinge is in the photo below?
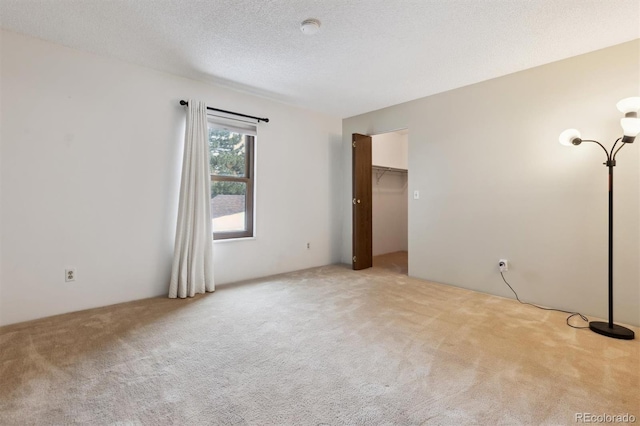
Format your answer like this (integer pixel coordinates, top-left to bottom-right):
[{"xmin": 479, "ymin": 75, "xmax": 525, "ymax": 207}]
[
  {"xmin": 352, "ymin": 141, "xmax": 356, "ymax": 148},
  {"xmin": 353, "ymin": 256, "xmax": 356, "ymax": 263}
]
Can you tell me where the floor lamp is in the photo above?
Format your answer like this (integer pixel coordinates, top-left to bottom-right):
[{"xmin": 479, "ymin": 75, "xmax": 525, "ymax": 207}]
[{"xmin": 559, "ymin": 97, "xmax": 640, "ymax": 340}]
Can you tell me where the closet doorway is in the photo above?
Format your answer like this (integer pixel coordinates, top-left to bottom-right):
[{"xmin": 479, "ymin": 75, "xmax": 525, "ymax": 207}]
[{"xmin": 371, "ymin": 130, "xmax": 408, "ymax": 274}]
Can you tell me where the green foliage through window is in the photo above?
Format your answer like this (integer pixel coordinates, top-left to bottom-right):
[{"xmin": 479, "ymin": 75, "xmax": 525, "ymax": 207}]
[
  {"xmin": 209, "ymin": 128, "xmax": 246, "ymax": 198},
  {"xmin": 209, "ymin": 129, "xmax": 245, "ymax": 176}
]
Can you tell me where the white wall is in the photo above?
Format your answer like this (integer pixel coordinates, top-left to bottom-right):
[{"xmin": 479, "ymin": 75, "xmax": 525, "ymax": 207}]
[
  {"xmin": 0, "ymin": 31, "xmax": 343, "ymax": 326},
  {"xmin": 343, "ymin": 40, "xmax": 640, "ymax": 326},
  {"xmin": 372, "ymin": 171, "xmax": 408, "ymax": 256},
  {"xmin": 372, "ymin": 131, "xmax": 408, "ymax": 256},
  {"xmin": 372, "ymin": 131, "xmax": 408, "ymax": 170}
]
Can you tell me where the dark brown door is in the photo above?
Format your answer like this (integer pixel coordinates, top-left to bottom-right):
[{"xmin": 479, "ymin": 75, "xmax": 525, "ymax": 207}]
[{"xmin": 352, "ymin": 133, "xmax": 372, "ymax": 270}]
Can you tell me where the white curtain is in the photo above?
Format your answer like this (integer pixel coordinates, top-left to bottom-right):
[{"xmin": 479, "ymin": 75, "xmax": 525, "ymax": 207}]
[{"xmin": 169, "ymin": 100, "xmax": 215, "ymax": 298}]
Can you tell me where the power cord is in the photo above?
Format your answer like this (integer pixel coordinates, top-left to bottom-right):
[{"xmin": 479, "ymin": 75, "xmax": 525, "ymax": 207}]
[{"xmin": 500, "ymin": 271, "xmax": 590, "ymax": 329}]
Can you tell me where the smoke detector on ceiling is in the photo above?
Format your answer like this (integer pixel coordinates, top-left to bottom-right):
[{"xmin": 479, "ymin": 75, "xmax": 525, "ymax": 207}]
[{"xmin": 300, "ymin": 19, "xmax": 321, "ymax": 35}]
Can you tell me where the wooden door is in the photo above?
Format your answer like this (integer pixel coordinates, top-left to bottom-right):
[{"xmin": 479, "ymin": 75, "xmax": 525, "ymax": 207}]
[{"xmin": 352, "ymin": 133, "xmax": 372, "ymax": 270}]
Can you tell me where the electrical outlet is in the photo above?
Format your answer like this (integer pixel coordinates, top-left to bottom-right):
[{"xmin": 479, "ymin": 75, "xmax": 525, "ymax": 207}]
[
  {"xmin": 413, "ymin": 190, "xmax": 420, "ymax": 200},
  {"xmin": 498, "ymin": 259, "xmax": 508, "ymax": 272},
  {"xmin": 306, "ymin": 242, "xmax": 311, "ymax": 249},
  {"xmin": 65, "ymin": 268, "xmax": 77, "ymax": 282}
]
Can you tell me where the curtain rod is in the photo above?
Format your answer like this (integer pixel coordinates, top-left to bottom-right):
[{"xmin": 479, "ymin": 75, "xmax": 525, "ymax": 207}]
[{"xmin": 179, "ymin": 100, "xmax": 269, "ymax": 123}]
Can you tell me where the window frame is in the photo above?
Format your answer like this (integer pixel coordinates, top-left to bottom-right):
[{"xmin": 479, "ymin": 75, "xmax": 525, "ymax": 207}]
[{"xmin": 208, "ymin": 122, "xmax": 255, "ymax": 240}]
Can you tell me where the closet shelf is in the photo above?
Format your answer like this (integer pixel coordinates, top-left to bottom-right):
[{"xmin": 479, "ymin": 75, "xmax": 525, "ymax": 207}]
[
  {"xmin": 373, "ymin": 165, "xmax": 407, "ymax": 184},
  {"xmin": 372, "ymin": 165, "xmax": 407, "ymax": 173}
]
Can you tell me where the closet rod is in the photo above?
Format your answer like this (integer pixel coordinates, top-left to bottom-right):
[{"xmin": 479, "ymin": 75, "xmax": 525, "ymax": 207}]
[
  {"xmin": 179, "ymin": 100, "xmax": 269, "ymax": 123},
  {"xmin": 372, "ymin": 165, "xmax": 407, "ymax": 173}
]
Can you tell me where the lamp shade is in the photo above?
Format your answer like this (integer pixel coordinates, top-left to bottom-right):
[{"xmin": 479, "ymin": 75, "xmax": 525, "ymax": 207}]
[
  {"xmin": 616, "ymin": 97, "xmax": 640, "ymax": 114},
  {"xmin": 559, "ymin": 128, "xmax": 581, "ymax": 146},
  {"xmin": 620, "ymin": 117, "xmax": 640, "ymax": 137}
]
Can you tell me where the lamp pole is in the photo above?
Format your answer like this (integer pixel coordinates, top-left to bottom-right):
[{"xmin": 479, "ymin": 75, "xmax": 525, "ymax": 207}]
[
  {"xmin": 565, "ymin": 139, "xmax": 634, "ymax": 340},
  {"xmin": 585, "ymin": 149, "xmax": 634, "ymax": 339},
  {"xmin": 607, "ymin": 161, "xmax": 613, "ymax": 328}
]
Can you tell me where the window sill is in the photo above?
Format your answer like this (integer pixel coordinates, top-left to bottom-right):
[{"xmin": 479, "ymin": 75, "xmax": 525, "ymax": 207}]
[{"xmin": 213, "ymin": 236, "xmax": 256, "ymax": 244}]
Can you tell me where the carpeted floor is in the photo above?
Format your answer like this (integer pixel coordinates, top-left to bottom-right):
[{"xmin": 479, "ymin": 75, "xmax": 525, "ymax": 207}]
[
  {"xmin": 373, "ymin": 251, "xmax": 408, "ymax": 275},
  {"xmin": 1, "ymin": 258, "xmax": 638, "ymax": 425}
]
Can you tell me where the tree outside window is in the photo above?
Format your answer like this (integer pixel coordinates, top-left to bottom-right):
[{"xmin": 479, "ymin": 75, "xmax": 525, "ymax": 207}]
[{"xmin": 209, "ymin": 125, "xmax": 254, "ymax": 239}]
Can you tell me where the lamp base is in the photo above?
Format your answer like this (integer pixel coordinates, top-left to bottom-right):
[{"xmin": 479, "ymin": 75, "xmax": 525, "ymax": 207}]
[{"xmin": 589, "ymin": 321, "xmax": 635, "ymax": 340}]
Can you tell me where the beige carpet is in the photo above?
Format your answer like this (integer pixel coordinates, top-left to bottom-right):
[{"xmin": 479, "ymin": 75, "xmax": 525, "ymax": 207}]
[
  {"xmin": 1, "ymin": 260, "xmax": 638, "ymax": 425},
  {"xmin": 373, "ymin": 251, "xmax": 408, "ymax": 275}
]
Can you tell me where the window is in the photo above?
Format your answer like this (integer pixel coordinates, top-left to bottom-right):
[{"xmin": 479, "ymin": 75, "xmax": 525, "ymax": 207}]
[{"xmin": 208, "ymin": 118, "xmax": 255, "ymax": 240}]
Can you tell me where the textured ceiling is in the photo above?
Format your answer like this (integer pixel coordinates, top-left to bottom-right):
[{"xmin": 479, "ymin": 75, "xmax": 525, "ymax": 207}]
[{"xmin": 1, "ymin": 0, "xmax": 639, "ymax": 118}]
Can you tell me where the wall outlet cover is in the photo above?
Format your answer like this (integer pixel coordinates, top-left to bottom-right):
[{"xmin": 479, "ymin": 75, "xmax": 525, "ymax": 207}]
[{"xmin": 498, "ymin": 259, "xmax": 508, "ymax": 272}]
